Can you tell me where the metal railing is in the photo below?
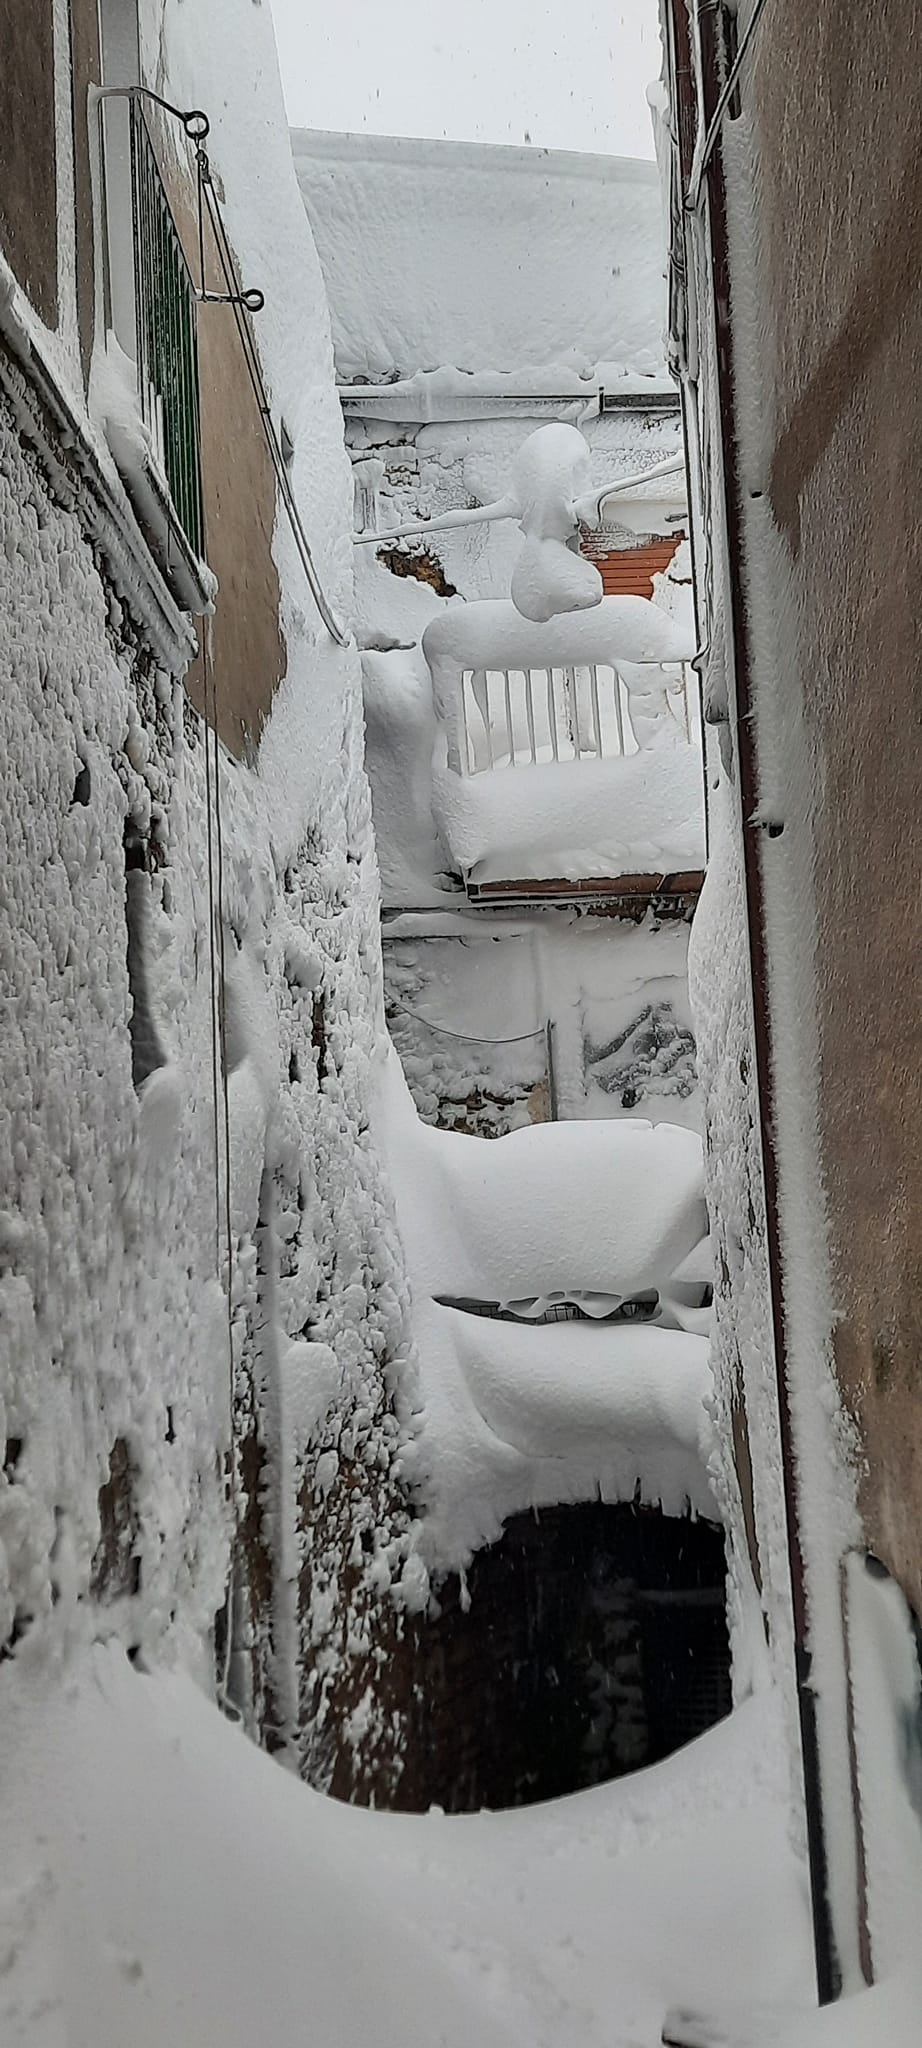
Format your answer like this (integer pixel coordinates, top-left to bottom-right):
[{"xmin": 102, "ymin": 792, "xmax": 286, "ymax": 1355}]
[
  {"xmin": 128, "ymin": 97, "xmax": 204, "ymax": 559},
  {"xmin": 459, "ymin": 662, "xmax": 692, "ymax": 775}
]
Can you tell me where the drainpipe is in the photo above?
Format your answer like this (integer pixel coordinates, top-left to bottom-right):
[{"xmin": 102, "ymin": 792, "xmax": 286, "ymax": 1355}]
[{"xmin": 682, "ymin": 0, "xmax": 859, "ymax": 2007}]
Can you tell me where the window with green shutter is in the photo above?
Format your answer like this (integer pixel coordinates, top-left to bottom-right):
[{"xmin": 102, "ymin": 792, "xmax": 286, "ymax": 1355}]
[{"xmin": 128, "ymin": 98, "xmax": 204, "ymax": 561}]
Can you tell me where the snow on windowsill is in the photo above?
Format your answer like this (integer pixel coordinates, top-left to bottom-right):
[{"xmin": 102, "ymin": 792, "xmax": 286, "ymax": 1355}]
[{"xmin": 91, "ymin": 334, "xmax": 216, "ymax": 617}]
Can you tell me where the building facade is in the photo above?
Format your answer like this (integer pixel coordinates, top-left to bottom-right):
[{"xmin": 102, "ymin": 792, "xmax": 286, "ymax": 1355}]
[
  {"xmin": 659, "ymin": 0, "xmax": 922, "ymax": 2005},
  {"xmin": 0, "ymin": 0, "xmax": 423, "ymax": 1796}
]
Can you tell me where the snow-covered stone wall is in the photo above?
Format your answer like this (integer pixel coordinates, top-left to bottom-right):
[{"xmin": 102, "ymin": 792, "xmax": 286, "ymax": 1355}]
[
  {"xmin": 0, "ymin": 360, "xmax": 427, "ymax": 1781},
  {"xmin": 0, "ymin": 0, "xmax": 426, "ymax": 1796},
  {"xmin": 0, "ymin": 384, "xmax": 228, "ymax": 1670}
]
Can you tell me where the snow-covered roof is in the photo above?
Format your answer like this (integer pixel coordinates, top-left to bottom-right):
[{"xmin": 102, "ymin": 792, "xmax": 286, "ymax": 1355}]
[{"xmin": 291, "ymin": 131, "xmax": 668, "ymax": 383}]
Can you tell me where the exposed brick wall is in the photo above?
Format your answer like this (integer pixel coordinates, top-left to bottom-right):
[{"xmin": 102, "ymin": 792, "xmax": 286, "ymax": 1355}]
[{"xmin": 581, "ymin": 531, "xmax": 684, "ymax": 598}]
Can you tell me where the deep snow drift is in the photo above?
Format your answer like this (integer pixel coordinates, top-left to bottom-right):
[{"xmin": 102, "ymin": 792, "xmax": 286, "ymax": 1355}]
[
  {"xmin": 374, "ymin": 1048, "xmax": 715, "ymax": 1564},
  {"xmin": 1, "ymin": 1638, "xmax": 820, "ymax": 2048},
  {"xmin": 6, "ymin": 1634, "xmax": 913, "ymax": 2048}
]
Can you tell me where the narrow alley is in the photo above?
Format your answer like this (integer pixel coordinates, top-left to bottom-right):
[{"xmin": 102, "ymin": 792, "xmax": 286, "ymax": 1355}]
[{"xmin": 1, "ymin": 4, "xmax": 921, "ymax": 2047}]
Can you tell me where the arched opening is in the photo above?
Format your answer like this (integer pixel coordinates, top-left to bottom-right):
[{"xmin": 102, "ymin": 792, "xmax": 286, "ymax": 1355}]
[{"xmin": 393, "ymin": 1500, "xmax": 732, "ymax": 1813}]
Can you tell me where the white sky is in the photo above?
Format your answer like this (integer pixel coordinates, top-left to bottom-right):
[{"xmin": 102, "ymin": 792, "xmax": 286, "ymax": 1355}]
[{"xmin": 268, "ymin": 0, "xmax": 660, "ymax": 160}]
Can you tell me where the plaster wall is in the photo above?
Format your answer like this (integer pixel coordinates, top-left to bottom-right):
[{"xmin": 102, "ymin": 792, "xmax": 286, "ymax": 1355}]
[{"xmin": 744, "ymin": 1, "xmax": 922, "ymax": 1614}]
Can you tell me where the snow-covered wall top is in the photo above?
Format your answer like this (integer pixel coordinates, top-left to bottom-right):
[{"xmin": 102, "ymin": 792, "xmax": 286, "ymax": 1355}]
[{"xmin": 292, "ymin": 131, "xmax": 668, "ymax": 383}]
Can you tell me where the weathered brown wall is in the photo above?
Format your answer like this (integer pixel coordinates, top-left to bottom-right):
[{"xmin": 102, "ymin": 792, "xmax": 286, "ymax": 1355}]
[
  {"xmin": 160, "ymin": 135, "xmax": 285, "ymax": 759},
  {"xmin": 69, "ymin": 0, "xmax": 102, "ymax": 387},
  {"xmin": 191, "ymin": 292, "xmax": 285, "ymax": 760},
  {"xmin": 0, "ymin": 0, "xmax": 58, "ymax": 325},
  {"xmin": 749, "ymin": 2, "xmax": 922, "ymax": 1615}
]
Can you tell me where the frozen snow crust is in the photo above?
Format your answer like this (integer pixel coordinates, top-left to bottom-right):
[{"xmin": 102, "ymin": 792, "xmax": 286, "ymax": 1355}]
[
  {"xmin": 375, "ymin": 1051, "xmax": 716, "ymax": 1564},
  {"xmin": 0, "ymin": 1639, "xmax": 839, "ymax": 2048}
]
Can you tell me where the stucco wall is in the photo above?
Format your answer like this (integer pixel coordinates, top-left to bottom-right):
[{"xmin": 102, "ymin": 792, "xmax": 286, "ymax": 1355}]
[
  {"xmin": 148, "ymin": 112, "xmax": 285, "ymax": 760},
  {"xmin": 189, "ymin": 292, "xmax": 284, "ymax": 760},
  {"xmin": 747, "ymin": 1, "xmax": 922, "ymax": 1616}
]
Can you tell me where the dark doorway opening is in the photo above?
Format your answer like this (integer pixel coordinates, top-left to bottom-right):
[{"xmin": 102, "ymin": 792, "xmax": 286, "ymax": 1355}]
[{"xmin": 395, "ymin": 1500, "xmax": 731, "ymax": 1813}]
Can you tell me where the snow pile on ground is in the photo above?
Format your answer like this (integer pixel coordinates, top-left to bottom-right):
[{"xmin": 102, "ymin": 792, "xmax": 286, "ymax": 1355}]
[
  {"xmin": 292, "ymin": 131, "xmax": 669, "ymax": 382},
  {"xmin": 0, "ymin": 1634, "xmax": 837, "ymax": 2048},
  {"xmin": 5, "ymin": 1634, "xmax": 918, "ymax": 2044},
  {"xmin": 374, "ymin": 1047, "xmax": 714, "ymax": 1562}
]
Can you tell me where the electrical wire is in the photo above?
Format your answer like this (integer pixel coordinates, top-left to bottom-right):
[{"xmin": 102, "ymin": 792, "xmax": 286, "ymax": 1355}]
[
  {"xmin": 195, "ymin": 153, "xmax": 350, "ymax": 648},
  {"xmin": 685, "ymin": 0, "xmax": 771, "ymax": 212},
  {"xmin": 388, "ymin": 1004, "xmax": 550, "ymax": 1048},
  {"xmin": 201, "ymin": 614, "xmax": 243, "ymax": 1725}
]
